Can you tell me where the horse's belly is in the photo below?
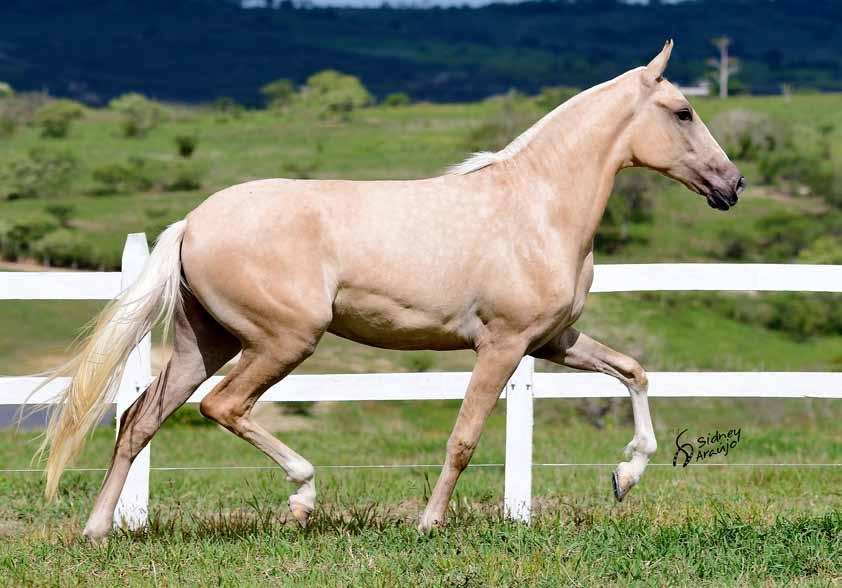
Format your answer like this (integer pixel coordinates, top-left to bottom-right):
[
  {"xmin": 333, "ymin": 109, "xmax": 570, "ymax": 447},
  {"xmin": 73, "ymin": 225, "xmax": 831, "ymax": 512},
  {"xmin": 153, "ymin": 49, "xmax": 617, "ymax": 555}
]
[{"xmin": 328, "ymin": 288, "xmax": 475, "ymax": 351}]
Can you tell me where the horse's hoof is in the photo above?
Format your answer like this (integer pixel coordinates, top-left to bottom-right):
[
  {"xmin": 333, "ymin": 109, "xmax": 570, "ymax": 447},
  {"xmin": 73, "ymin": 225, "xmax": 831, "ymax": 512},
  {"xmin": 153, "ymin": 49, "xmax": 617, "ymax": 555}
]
[
  {"xmin": 82, "ymin": 527, "xmax": 109, "ymax": 545},
  {"xmin": 417, "ymin": 512, "xmax": 442, "ymax": 534},
  {"xmin": 612, "ymin": 470, "xmax": 632, "ymax": 502},
  {"xmin": 289, "ymin": 498, "xmax": 313, "ymax": 528}
]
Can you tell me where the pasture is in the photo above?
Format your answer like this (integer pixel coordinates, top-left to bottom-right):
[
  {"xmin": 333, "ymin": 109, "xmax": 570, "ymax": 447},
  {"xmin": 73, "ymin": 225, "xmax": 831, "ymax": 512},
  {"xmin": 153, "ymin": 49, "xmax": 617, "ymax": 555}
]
[
  {"xmin": 1, "ymin": 92, "xmax": 841, "ymax": 585},
  {"xmin": 1, "ymin": 393, "xmax": 840, "ymax": 585}
]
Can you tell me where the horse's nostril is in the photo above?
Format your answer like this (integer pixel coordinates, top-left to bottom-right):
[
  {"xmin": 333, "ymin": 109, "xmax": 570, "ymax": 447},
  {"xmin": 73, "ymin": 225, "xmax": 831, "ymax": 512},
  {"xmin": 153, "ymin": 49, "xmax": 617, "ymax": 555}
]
[{"xmin": 735, "ymin": 176, "xmax": 747, "ymax": 195}]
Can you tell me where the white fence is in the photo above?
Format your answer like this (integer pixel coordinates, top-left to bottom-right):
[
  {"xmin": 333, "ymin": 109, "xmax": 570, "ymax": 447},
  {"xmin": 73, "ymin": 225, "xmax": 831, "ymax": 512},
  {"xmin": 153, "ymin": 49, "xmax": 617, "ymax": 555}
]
[{"xmin": 2, "ymin": 234, "xmax": 841, "ymax": 528}]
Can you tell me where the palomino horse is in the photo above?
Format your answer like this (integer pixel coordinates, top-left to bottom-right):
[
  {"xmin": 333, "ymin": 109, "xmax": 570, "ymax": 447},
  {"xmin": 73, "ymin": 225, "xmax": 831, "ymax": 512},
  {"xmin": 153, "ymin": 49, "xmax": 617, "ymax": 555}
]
[{"xmin": 39, "ymin": 41, "xmax": 744, "ymax": 541}]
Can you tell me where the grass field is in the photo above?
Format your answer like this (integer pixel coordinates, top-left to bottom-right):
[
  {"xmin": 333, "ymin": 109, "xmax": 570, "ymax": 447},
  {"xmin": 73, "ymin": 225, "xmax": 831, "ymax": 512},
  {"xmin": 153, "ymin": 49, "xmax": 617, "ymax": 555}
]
[
  {"xmin": 1, "ymin": 394, "xmax": 841, "ymax": 586},
  {"xmin": 1, "ymin": 93, "xmax": 841, "ymax": 585}
]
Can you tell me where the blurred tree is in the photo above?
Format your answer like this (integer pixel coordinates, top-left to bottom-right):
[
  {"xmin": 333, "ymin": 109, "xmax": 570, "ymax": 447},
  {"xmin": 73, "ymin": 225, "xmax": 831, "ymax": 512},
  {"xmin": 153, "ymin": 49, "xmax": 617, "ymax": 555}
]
[
  {"xmin": 34, "ymin": 99, "xmax": 85, "ymax": 138},
  {"xmin": 384, "ymin": 92, "xmax": 411, "ymax": 107},
  {"xmin": 708, "ymin": 37, "xmax": 740, "ymax": 99},
  {"xmin": 302, "ymin": 70, "xmax": 373, "ymax": 119},
  {"xmin": 0, "ymin": 82, "xmax": 13, "ymax": 98},
  {"xmin": 175, "ymin": 133, "xmax": 198, "ymax": 158},
  {"xmin": 0, "ymin": 148, "xmax": 78, "ymax": 200},
  {"xmin": 44, "ymin": 204, "xmax": 76, "ymax": 228},
  {"xmin": 260, "ymin": 78, "xmax": 296, "ymax": 109},
  {"xmin": 212, "ymin": 96, "xmax": 244, "ymax": 118},
  {"xmin": 108, "ymin": 93, "xmax": 167, "ymax": 137}
]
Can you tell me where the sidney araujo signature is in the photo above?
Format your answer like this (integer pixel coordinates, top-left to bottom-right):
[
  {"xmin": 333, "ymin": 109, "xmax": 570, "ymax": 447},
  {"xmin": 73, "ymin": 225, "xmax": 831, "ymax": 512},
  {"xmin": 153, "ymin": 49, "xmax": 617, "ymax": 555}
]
[{"xmin": 672, "ymin": 427, "xmax": 742, "ymax": 467}]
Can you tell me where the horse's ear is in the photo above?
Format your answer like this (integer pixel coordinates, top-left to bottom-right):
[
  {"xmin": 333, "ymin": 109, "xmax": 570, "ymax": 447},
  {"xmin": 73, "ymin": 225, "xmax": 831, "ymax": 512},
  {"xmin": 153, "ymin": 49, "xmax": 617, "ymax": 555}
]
[{"xmin": 644, "ymin": 39, "xmax": 673, "ymax": 86}]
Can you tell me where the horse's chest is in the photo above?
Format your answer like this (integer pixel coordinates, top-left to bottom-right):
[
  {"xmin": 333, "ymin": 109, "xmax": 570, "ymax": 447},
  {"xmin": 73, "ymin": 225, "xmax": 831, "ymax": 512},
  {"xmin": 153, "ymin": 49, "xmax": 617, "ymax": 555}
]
[
  {"xmin": 523, "ymin": 253, "xmax": 594, "ymax": 332},
  {"xmin": 570, "ymin": 255, "xmax": 594, "ymax": 321}
]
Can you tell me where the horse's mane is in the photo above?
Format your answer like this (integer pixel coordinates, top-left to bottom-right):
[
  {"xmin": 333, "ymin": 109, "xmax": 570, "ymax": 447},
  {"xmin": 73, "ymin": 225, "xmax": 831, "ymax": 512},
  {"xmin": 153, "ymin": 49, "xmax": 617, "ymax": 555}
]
[{"xmin": 447, "ymin": 69, "xmax": 641, "ymax": 175}]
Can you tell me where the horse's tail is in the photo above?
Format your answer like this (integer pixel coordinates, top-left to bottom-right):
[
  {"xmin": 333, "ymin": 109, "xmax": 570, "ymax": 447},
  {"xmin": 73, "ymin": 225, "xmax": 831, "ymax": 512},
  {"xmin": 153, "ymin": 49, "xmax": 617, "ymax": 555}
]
[{"xmin": 37, "ymin": 219, "xmax": 188, "ymax": 501}]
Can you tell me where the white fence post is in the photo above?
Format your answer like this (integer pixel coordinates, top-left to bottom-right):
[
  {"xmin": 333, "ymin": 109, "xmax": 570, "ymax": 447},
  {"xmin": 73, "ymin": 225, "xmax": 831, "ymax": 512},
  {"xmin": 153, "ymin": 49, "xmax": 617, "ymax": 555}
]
[
  {"xmin": 504, "ymin": 355, "xmax": 534, "ymax": 523},
  {"xmin": 113, "ymin": 233, "xmax": 151, "ymax": 530}
]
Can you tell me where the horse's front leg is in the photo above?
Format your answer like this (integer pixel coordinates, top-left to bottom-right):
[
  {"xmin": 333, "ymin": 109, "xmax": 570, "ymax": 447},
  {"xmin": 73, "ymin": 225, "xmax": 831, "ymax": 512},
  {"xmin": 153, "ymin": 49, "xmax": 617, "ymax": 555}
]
[
  {"xmin": 419, "ymin": 340, "xmax": 526, "ymax": 533},
  {"xmin": 533, "ymin": 328, "xmax": 657, "ymax": 501}
]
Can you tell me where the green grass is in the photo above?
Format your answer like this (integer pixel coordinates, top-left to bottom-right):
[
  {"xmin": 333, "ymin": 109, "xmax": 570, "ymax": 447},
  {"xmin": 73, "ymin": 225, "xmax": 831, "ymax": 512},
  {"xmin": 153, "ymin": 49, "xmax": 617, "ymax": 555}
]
[{"xmin": 1, "ymin": 396, "xmax": 841, "ymax": 586}]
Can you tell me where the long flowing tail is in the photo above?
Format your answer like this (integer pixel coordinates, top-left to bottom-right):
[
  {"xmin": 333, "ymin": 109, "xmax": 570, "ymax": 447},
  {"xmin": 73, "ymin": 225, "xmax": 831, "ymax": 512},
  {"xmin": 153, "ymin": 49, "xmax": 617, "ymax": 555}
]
[{"xmin": 36, "ymin": 220, "xmax": 188, "ymax": 500}]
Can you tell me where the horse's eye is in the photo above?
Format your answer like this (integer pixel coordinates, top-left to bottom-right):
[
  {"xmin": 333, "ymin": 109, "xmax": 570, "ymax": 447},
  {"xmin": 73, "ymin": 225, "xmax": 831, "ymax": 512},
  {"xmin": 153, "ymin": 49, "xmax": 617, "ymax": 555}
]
[{"xmin": 676, "ymin": 108, "xmax": 693, "ymax": 122}]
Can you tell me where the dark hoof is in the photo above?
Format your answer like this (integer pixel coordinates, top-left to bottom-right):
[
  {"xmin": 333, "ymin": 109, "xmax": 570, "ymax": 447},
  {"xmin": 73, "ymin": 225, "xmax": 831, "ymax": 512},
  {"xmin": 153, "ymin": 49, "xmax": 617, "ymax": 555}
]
[{"xmin": 612, "ymin": 471, "xmax": 626, "ymax": 502}]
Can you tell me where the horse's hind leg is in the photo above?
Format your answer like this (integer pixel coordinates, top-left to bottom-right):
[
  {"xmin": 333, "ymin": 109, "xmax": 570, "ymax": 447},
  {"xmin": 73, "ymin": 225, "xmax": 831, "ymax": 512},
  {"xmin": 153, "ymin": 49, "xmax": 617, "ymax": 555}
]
[
  {"xmin": 198, "ymin": 334, "xmax": 323, "ymax": 527},
  {"xmin": 82, "ymin": 293, "xmax": 239, "ymax": 542}
]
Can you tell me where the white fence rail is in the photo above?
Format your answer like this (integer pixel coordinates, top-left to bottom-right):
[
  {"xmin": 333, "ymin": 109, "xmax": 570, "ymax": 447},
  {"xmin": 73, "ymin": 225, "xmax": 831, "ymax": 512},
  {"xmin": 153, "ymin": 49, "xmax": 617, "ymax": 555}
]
[{"xmin": 1, "ymin": 234, "xmax": 841, "ymax": 528}]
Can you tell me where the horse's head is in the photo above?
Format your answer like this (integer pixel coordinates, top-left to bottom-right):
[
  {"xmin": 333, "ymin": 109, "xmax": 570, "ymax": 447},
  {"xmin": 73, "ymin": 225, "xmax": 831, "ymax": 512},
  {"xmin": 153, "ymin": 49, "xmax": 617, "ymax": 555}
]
[{"xmin": 628, "ymin": 40, "xmax": 745, "ymax": 211}]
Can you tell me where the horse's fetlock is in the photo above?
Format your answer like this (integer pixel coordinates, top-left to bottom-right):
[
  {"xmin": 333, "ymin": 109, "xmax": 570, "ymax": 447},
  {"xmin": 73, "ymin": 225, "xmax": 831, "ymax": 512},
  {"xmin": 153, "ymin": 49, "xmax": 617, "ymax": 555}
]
[
  {"xmin": 287, "ymin": 459, "xmax": 315, "ymax": 485},
  {"xmin": 635, "ymin": 433, "xmax": 657, "ymax": 456}
]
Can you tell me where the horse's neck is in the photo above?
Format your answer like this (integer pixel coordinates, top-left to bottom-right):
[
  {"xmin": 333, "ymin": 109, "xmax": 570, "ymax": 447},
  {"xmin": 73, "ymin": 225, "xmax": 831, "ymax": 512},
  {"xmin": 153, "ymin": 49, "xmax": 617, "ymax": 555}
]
[{"xmin": 509, "ymin": 78, "xmax": 638, "ymax": 251}]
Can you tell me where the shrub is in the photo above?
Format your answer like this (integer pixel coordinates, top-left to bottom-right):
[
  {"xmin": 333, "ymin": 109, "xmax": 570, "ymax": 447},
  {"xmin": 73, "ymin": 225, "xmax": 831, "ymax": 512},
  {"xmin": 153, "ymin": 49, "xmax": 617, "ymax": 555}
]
[
  {"xmin": 32, "ymin": 229, "xmax": 95, "ymax": 268},
  {"xmin": 0, "ymin": 82, "xmax": 13, "ymax": 98},
  {"xmin": 92, "ymin": 158, "xmax": 202, "ymax": 194},
  {"xmin": 712, "ymin": 210, "xmax": 842, "ymax": 263},
  {"xmin": 34, "ymin": 99, "xmax": 85, "ymax": 138},
  {"xmin": 0, "ymin": 216, "xmax": 57, "ymax": 260},
  {"xmin": 44, "ymin": 204, "xmax": 75, "ymax": 228},
  {"xmin": 0, "ymin": 92, "xmax": 50, "ymax": 126},
  {"xmin": 709, "ymin": 109, "xmax": 791, "ymax": 161},
  {"xmin": 765, "ymin": 293, "xmax": 842, "ymax": 340},
  {"xmin": 211, "ymin": 96, "xmax": 245, "ymax": 120},
  {"xmin": 175, "ymin": 133, "xmax": 198, "ymax": 158},
  {"xmin": 109, "ymin": 93, "xmax": 167, "ymax": 137},
  {"xmin": 0, "ymin": 148, "xmax": 78, "ymax": 200},
  {"xmin": 91, "ymin": 157, "xmax": 159, "ymax": 194},
  {"xmin": 261, "ymin": 78, "xmax": 296, "ymax": 109},
  {"xmin": 797, "ymin": 235, "xmax": 842, "ymax": 264},
  {"xmin": 384, "ymin": 92, "xmax": 411, "ymax": 107},
  {"xmin": 535, "ymin": 86, "xmax": 579, "ymax": 111},
  {"xmin": 302, "ymin": 70, "xmax": 373, "ymax": 120},
  {"xmin": 164, "ymin": 163, "xmax": 202, "ymax": 191},
  {"xmin": 754, "ymin": 212, "xmax": 825, "ymax": 261}
]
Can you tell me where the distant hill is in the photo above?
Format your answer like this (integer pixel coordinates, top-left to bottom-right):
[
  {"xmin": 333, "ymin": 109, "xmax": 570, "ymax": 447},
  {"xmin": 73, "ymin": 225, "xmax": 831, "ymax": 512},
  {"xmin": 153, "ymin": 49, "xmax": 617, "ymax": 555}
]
[{"xmin": 1, "ymin": 0, "xmax": 841, "ymax": 104}]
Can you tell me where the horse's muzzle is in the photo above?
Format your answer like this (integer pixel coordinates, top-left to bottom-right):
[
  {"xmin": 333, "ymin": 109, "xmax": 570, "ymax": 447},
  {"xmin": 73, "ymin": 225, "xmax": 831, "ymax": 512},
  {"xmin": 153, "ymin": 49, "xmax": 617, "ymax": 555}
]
[{"xmin": 706, "ymin": 175, "xmax": 746, "ymax": 211}]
